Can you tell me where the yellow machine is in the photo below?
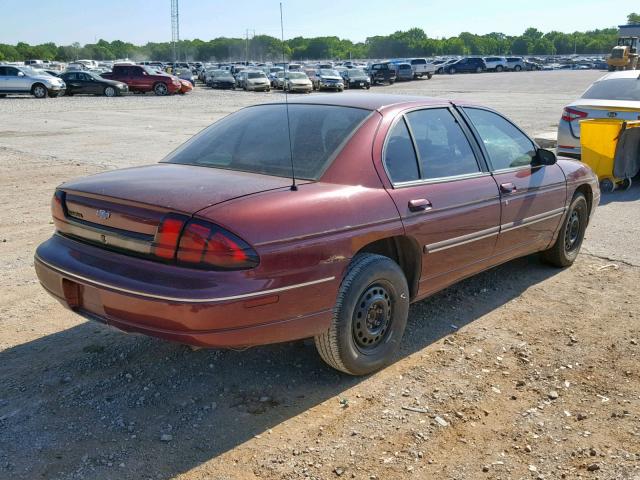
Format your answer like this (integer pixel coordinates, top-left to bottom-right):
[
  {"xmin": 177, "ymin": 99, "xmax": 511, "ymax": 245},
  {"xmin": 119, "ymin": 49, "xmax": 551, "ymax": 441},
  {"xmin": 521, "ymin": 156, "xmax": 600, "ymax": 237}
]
[
  {"xmin": 608, "ymin": 24, "xmax": 640, "ymax": 71},
  {"xmin": 580, "ymin": 119, "xmax": 640, "ymax": 192}
]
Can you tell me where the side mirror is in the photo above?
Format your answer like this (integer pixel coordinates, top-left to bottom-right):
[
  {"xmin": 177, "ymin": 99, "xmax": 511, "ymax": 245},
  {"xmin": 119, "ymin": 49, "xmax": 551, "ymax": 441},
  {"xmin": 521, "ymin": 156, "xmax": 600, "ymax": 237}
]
[
  {"xmin": 532, "ymin": 148, "xmax": 557, "ymax": 167},
  {"xmin": 17, "ymin": 71, "xmax": 25, "ymax": 77}
]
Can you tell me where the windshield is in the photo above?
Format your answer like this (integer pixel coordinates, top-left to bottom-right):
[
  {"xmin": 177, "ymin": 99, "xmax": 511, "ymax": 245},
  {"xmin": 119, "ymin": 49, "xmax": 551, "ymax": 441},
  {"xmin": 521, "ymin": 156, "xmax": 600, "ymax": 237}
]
[
  {"xmin": 582, "ymin": 78, "xmax": 640, "ymax": 101},
  {"xmin": 349, "ymin": 69, "xmax": 367, "ymax": 77},
  {"xmin": 163, "ymin": 104, "xmax": 371, "ymax": 180},
  {"xmin": 287, "ymin": 72, "xmax": 307, "ymax": 79},
  {"xmin": 247, "ymin": 72, "xmax": 266, "ymax": 79},
  {"xmin": 142, "ymin": 66, "xmax": 160, "ymax": 75},
  {"xmin": 319, "ymin": 69, "xmax": 339, "ymax": 76}
]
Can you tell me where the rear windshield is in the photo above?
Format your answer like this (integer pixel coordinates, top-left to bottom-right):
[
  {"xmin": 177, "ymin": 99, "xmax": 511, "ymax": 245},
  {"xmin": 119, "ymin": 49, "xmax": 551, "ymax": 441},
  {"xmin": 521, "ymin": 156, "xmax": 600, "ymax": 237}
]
[
  {"xmin": 163, "ymin": 104, "xmax": 371, "ymax": 180},
  {"xmin": 582, "ymin": 78, "xmax": 640, "ymax": 101},
  {"xmin": 411, "ymin": 59, "xmax": 427, "ymax": 65},
  {"xmin": 287, "ymin": 72, "xmax": 307, "ymax": 79},
  {"xmin": 247, "ymin": 72, "xmax": 266, "ymax": 79}
]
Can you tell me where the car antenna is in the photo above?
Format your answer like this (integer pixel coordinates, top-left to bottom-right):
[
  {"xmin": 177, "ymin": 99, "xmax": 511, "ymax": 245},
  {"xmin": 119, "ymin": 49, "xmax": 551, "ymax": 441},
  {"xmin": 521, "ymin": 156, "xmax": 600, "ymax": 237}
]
[{"xmin": 280, "ymin": 2, "xmax": 297, "ymax": 191}]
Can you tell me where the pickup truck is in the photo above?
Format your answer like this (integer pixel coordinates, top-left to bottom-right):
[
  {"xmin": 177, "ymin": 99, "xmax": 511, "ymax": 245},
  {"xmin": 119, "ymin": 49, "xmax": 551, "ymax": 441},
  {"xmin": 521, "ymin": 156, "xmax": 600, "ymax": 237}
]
[
  {"xmin": 102, "ymin": 64, "xmax": 181, "ymax": 95},
  {"xmin": 408, "ymin": 58, "xmax": 436, "ymax": 79}
]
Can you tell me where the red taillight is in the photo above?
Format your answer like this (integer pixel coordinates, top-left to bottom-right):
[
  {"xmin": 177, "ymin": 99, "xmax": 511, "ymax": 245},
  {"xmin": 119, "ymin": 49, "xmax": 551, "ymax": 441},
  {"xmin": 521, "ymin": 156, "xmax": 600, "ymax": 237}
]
[
  {"xmin": 152, "ymin": 215, "xmax": 186, "ymax": 260},
  {"xmin": 562, "ymin": 107, "xmax": 588, "ymax": 122},
  {"xmin": 176, "ymin": 220, "xmax": 258, "ymax": 270},
  {"xmin": 51, "ymin": 190, "xmax": 65, "ymax": 220}
]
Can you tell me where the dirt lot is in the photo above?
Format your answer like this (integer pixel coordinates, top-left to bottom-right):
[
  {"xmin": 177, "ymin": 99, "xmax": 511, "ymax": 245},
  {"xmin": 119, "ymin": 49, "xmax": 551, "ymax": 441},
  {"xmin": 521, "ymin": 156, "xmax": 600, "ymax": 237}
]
[{"xmin": 1, "ymin": 70, "xmax": 639, "ymax": 480}]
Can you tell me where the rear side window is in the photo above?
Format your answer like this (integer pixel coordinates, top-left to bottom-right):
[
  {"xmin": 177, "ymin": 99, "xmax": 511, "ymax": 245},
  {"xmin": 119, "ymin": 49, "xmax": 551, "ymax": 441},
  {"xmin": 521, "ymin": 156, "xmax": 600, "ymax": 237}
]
[
  {"xmin": 164, "ymin": 104, "xmax": 370, "ymax": 181},
  {"xmin": 465, "ymin": 108, "xmax": 536, "ymax": 170},
  {"xmin": 384, "ymin": 119, "xmax": 420, "ymax": 183},
  {"xmin": 406, "ymin": 109, "xmax": 480, "ymax": 179}
]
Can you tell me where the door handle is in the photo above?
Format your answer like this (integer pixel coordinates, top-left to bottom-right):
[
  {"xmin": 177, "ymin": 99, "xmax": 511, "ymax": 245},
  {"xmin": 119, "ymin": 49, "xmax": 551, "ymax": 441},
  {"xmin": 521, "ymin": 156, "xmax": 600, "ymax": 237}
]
[
  {"xmin": 500, "ymin": 183, "xmax": 517, "ymax": 194},
  {"xmin": 408, "ymin": 198, "xmax": 432, "ymax": 212}
]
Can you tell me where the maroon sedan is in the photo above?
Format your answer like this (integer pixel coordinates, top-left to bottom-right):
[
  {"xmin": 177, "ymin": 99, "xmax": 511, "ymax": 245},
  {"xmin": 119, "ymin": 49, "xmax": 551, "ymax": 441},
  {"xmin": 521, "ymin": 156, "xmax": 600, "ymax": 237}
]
[{"xmin": 35, "ymin": 94, "xmax": 600, "ymax": 375}]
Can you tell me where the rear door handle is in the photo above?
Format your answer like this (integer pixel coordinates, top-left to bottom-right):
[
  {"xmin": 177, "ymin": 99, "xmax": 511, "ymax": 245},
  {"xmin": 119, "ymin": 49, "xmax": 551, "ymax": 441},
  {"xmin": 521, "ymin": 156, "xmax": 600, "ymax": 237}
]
[
  {"xmin": 408, "ymin": 198, "xmax": 432, "ymax": 212},
  {"xmin": 500, "ymin": 183, "xmax": 517, "ymax": 194}
]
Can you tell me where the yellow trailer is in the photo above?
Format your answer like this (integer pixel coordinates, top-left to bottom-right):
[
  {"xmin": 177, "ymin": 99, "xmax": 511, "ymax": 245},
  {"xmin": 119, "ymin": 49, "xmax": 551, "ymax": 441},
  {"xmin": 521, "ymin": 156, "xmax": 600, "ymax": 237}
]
[{"xmin": 580, "ymin": 119, "xmax": 640, "ymax": 192}]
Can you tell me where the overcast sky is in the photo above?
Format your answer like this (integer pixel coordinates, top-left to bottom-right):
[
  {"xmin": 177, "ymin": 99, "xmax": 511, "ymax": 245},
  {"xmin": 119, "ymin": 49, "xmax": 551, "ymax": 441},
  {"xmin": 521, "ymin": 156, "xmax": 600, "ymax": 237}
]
[{"xmin": 0, "ymin": 0, "xmax": 626, "ymax": 45}]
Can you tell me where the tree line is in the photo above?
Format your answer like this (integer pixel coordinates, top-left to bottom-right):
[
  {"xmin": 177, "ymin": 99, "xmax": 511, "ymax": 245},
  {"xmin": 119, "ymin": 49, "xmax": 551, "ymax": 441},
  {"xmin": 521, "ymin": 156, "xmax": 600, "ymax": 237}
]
[{"xmin": 0, "ymin": 22, "xmax": 629, "ymax": 63}]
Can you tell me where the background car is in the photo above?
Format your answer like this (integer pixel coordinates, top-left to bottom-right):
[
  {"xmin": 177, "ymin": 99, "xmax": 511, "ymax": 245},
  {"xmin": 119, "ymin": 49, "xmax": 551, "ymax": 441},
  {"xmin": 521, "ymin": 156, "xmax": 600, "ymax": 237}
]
[
  {"xmin": 483, "ymin": 56, "xmax": 508, "ymax": 72},
  {"xmin": 341, "ymin": 68, "xmax": 371, "ymax": 89},
  {"xmin": 206, "ymin": 70, "xmax": 236, "ymax": 89},
  {"xmin": 435, "ymin": 58, "xmax": 457, "ymax": 74},
  {"xmin": 408, "ymin": 58, "xmax": 436, "ymax": 79},
  {"xmin": 35, "ymin": 94, "xmax": 599, "ymax": 376},
  {"xmin": 0, "ymin": 64, "xmax": 66, "ymax": 98},
  {"xmin": 445, "ymin": 57, "xmax": 487, "ymax": 74},
  {"xmin": 102, "ymin": 64, "xmax": 181, "ymax": 96},
  {"xmin": 315, "ymin": 69, "xmax": 344, "ymax": 91},
  {"xmin": 283, "ymin": 71, "xmax": 312, "ymax": 93},
  {"xmin": 304, "ymin": 69, "xmax": 319, "ymax": 90},
  {"xmin": 557, "ymin": 71, "xmax": 640, "ymax": 159},
  {"xmin": 237, "ymin": 70, "xmax": 271, "ymax": 92},
  {"xmin": 368, "ymin": 62, "xmax": 396, "ymax": 85},
  {"xmin": 60, "ymin": 71, "xmax": 128, "ymax": 97},
  {"xmin": 506, "ymin": 57, "xmax": 526, "ymax": 71},
  {"xmin": 392, "ymin": 63, "xmax": 414, "ymax": 81}
]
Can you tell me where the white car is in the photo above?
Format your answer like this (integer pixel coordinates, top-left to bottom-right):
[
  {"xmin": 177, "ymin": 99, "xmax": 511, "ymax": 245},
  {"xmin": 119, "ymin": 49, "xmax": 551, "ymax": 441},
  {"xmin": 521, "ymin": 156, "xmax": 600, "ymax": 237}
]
[
  {"xmin": 483, "ymin": 56, "xmax": 508, "ymax": 72},
  {"xmin": 0, "ymin": 64, "xmax": 66, "ymax": 98},
  {"xmin": 408, "ymin": 58, "xmax": 436, "ymax": 79},
  {"xmin": 557, "ymin": 71, "xmax": 640, "ymax": 159}
]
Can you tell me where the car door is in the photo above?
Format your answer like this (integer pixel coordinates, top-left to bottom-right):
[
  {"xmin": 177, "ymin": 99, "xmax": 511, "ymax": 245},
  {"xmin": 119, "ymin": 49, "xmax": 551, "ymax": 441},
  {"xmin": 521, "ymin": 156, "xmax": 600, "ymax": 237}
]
[
  {"xmin": 0, "ymin": 66, "xmax": 9, "ymax": 92},
  {"xmin": 77, "ymin": 73, "xmax": 95, "ymax": 94},
  {"xmin": 381, "ymin": 107, "xmax": 502, "ymax": 296},
  {"xmin": 461, "ymin": 107, "xmax": 567, "ymax": 257},
  {"xmin": 64, "ymin": 72, "xmax": 82, "ymax": 94},
  {"xmin": 4, "ymin": 67, "xmax": 24, "ymax": 91}
]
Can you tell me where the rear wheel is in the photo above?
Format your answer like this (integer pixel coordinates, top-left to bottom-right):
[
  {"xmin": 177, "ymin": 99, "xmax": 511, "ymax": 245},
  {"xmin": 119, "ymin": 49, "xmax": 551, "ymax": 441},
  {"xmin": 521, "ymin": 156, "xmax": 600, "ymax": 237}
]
[
  {"xmin": 600, "ymin": 178, "xmax": 616, "ymax": 193},
  {"xmin": 0, "ymin": 94, "xmax": 6, "ymax": 98},
  {"xmin": 426, "ymin": 73, "xmax": 433, "ymax": 79},
  {"xmin": 153, "ymin": 83, "xmax": 168, "ymax": 96},
  {"xmin": 314, "ymin": 253, "xmax": 409, "ymax": 375},
  {"xmin": 496, "ymin": 65, "xmax": 503, "ymax": 72},
  {"xmin": 541, "ymin": 193, "xmax": 588, "ymax": 267},
  {"xmin": 449, "ymin": 67, "xmax": 456, "ymax": 74},
  {"xmin": 514, "ymin": 65, "xmax": 522, "ymax": 72},
  {"xmin": 32, "ymin": 83, "xmax": 48, "ymax": 98},
  {"xmin": 476, "ymin": 67, "xmax": 482, "ymax": 73}
]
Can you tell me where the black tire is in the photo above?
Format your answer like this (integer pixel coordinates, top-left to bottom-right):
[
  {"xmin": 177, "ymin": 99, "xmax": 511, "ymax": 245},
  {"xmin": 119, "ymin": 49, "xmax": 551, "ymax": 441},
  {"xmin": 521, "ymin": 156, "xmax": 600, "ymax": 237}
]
[
  {"xmin": 496, "ymin": 65, "xmax": 503, "ymax": 72},
  {"xmin": 426, "ymin": 73, "xmax": 433, "ymax": 79},
  {"xmin": 600, "ymin": 178, "xmax": 616, "ymax": 193},
  {"xmin": 32, "ymin": 83, "xmax": 48, "ymax": 98},
  {"xmin": 476, "ymin": 67, "xmax": 482, "ymax": 73},
  {"xmin": 153, "ymin": 83, "xmax": 168, "ymax": 96},
  {"xmin": 389, "ymin": 79, "xmax": 395, "ymax": 85},
  {"xmin": 314, "ymin": 253, "xmax": 410, "ymax": 375},
  {"xmin": 104, "ymin": 86, "xmax": 117, "ymax": 97},
  {"xmin": 541, "ymin": 193, "xmax": 589, "ymax": 268},
  {"xmin": 514, "ymin": 65, "xmax": 522, "ymax": 72},
  {"xmin": 0, "ymin": 94, "xmax": 6, "ymax": 98},
  {"xmin": 449, "ymin": 68, "xmax": 456, "ymax": 75}
]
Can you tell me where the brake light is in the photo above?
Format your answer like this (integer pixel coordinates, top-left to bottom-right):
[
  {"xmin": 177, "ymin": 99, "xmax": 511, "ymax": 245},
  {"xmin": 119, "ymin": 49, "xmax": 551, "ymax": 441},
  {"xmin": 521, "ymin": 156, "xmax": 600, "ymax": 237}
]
[
  {"xmin": 152, "ymin": 215, "xmax": 186, "ymax": 260},
  {"xmin": 177, "ymin": 220, "xmax": 259, "ymax": 270},
  {"xmin": 51, "ymin": 190, "xmax": 65, "ymax": 220},
  {"xmin": 562, "ymin": 107, "xmax": 588, "ymax": 122}
]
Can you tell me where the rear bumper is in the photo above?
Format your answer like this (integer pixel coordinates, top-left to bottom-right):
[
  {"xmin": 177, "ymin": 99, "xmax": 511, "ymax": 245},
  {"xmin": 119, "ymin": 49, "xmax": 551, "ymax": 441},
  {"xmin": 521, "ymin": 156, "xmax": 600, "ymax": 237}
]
[{"xmin": 35, "ymin": 235, "xmax": 335, "ymax": 348}]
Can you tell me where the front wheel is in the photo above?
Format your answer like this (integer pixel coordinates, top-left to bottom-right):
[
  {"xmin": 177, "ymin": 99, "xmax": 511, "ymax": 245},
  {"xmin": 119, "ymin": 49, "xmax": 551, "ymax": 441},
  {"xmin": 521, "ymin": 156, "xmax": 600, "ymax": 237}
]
[
  {"xmin": 476, "ymin": 67, "xmax": 482, "ymax": 73},
  {"xmin": 32, "ymin": 83, "xmax": 48, "ymax": 98},
  {"xmin": 104, "ymin": 86, "xmax": 117, "ymax": 97},
  {"xmin": 314, "ymin": 253, "xmax": 409, "ymax": 375},
  {"xmin": 426, "ymin": 73, "xmax": 433, "ymax": 79},
  {"xmin": 541, "ymin": 193, "xmax": 588, "ymax": 267},
  {"xmin": 514, "ymin": 65, "xmax": 522, "ymax": 72},
  {"xmin": 496, "ymin": 65, "xmax": 503, "ymax": 72},
  {"xmin": 153, "ymin": 83, "xmax": 168, "ymax": 96},
  {"xmin": 448, "ymin": 68, "xmax": 456, "ymax": 74}
]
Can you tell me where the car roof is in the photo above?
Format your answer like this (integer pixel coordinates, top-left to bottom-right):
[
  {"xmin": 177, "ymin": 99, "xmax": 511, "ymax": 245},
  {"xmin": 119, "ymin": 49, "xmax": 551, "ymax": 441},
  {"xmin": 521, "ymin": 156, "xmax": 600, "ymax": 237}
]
[
  {"xmin": 267, "ymin": 93, "xmax": 451, "ymax": 111},
  {"xmin": 597, "ymin": 71, "xmax": 640, "ymax": 81}
]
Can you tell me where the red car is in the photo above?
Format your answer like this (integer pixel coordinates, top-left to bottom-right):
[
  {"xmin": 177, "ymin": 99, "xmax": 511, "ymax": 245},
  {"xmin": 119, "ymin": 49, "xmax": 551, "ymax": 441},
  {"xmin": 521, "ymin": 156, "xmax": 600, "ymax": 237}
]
[
  {"xmin": 35, "ymin": 94, "xmax": 600, "ymax": 375},
  {"xmin": 101, "ymin": 64, "xmax": 182, "ymax": 96}
]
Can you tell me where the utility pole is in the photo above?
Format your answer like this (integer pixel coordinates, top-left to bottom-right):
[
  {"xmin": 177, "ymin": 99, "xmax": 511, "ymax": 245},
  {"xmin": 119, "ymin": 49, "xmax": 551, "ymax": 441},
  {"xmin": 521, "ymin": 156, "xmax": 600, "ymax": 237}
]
[{"xmin": 171, "ymin": 0, "xmax": 180, "ymax": 63}]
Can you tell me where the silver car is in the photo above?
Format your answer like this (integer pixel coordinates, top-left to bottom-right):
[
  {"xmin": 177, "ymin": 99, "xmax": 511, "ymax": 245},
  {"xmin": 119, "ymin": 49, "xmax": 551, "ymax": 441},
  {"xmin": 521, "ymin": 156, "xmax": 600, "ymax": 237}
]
[
  {"xmin": 283, "ymin": 72, "xmax": 312, "ymax": 93},
  {"xmin": 483, "ymin": 56, "xmax": 508, "ymax": 72},
  {"xmin": 557, "ymin": 71, "xmax": 640, "ymax": 159},
  {"xmin": 0, "ymin": 65, "xmax": 66, "ymax": 98},
  {"xmin": 238, "ymin": 71, "xmax": 271, "ymax": 92}
]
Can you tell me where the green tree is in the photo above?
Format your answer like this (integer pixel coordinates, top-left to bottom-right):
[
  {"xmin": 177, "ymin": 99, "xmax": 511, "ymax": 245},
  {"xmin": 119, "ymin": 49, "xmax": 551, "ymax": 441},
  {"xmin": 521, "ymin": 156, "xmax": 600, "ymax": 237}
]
[{"xmin": 628, "ymin": 13, "xmax": 640, "ymax": 24}]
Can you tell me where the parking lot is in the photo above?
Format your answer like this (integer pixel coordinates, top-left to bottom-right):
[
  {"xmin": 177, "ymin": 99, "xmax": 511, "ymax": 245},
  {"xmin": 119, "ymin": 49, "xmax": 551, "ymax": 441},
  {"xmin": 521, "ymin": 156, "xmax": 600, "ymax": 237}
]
[{"xmin": 1, "ymin": 70, "xmax": 639, "ymax": 479}]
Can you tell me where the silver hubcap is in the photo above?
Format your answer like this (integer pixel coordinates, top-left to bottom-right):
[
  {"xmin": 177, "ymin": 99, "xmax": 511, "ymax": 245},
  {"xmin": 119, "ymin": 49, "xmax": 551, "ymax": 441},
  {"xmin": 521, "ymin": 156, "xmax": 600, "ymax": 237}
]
[
  {"xmin": 34, "ymin": 86, "xmax": 45, "ymax": 97},
  {"xmin": 156, "ymin": 84, "xmax": 167, "ymax": 95},
  {"xmin": 105, "ymin": 87, "xmax": 115, "ymax": 97}
]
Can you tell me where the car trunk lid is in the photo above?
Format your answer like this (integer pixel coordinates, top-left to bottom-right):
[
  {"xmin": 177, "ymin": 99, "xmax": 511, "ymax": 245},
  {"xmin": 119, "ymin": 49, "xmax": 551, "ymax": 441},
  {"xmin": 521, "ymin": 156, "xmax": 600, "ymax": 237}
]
[
  {"xmin": 568, "ymin": 99, "xmax": 640, "ymax": 138},
  {"xmin": 54, "ymin": 163, "xmax": 297, "ymax": 257}
]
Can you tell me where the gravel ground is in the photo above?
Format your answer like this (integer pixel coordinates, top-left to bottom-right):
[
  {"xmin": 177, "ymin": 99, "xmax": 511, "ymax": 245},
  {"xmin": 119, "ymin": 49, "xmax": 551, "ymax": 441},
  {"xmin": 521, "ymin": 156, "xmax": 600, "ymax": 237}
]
[{"xmin": 1, "ymin": 70, "xmax": 639, "ymax": 480}]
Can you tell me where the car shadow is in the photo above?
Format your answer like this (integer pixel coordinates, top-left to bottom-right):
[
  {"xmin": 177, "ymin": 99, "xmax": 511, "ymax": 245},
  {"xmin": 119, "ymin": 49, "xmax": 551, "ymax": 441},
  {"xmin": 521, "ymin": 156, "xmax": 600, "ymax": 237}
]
[{"xmin": 0, "ymin": 255, "xmax": 559, "ymax": 479}]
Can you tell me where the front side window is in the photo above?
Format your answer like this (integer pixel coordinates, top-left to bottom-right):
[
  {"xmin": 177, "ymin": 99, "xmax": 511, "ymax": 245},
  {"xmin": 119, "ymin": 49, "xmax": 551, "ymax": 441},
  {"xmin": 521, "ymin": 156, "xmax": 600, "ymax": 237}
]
[
  {"xmin": 164, "ymin": 104, "xmax": 370, "ymax": 181},
  {"xmin": 465, "ymin": 108, "xmax": 536, "ymax": 170},
  {"xmin": 406, "ymin": 108, "xmax": 480, "ymax": 179},
  {"xmin": 383, "ymin": 119, "xmax": 420, "ymax": 183}
]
